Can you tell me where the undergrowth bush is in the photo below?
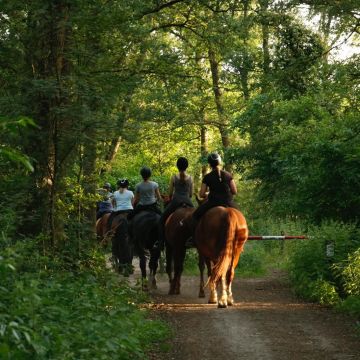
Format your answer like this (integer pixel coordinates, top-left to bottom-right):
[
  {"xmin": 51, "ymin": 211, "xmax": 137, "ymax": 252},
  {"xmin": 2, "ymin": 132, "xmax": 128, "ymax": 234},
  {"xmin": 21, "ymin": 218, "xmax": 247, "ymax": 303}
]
[
  {"xmin": 288, "ymin": 221, "xmax": 360, "ymax": 315},
  {"xmin": 0, "ymin": 238, "xmax": 169, "ymax": 359},
  {"xmin": 183, "ymin": 249, "xmax": 199, "ymax": 275},
  {"xmin": 236, "ymin": 242, "xmax": 267, "ymax": 277}
]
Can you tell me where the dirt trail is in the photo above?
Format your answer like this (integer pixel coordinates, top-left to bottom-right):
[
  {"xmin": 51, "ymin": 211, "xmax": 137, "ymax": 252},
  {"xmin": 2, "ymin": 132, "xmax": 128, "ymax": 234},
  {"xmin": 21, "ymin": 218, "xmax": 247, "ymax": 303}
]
[{"xmin": 141, "ymin": 269, "xmax": 360, "ymax": 360}]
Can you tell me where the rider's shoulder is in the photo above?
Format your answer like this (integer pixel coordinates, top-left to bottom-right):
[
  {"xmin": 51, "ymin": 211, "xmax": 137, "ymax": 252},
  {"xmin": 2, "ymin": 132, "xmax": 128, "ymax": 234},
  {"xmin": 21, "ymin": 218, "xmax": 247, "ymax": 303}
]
[
  {"xmin": 151, "ymin": 180, "xmax": 159, "ymax": 188},
  {"xmin": 221, "ymin": 170, "xmax": 233, "ymax": 178}
]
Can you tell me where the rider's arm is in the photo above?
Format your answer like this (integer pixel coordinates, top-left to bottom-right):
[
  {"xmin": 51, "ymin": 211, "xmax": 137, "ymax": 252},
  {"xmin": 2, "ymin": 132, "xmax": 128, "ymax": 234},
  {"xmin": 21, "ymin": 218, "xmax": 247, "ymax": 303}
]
[
  {"xmin": 133, "ymin": 193, "xmax": 140, "ymax": 205},
  {"xmin": 189, "ymin": 176, "xmax": 194, "ymax": 198},
  {"xmin": 199, "ymin": 182, "xmax": 208, "ymax": 198},
  {"xmin": 229, "ymin": 179, "xmax": 237, "ymax": 195},
  {"xmin": 168, "ymin": 176, "xmax": 174, "ymax": 198},
  {"xmin": 155, "ymin": 187, "xmax": 162, "ymax": 202}
]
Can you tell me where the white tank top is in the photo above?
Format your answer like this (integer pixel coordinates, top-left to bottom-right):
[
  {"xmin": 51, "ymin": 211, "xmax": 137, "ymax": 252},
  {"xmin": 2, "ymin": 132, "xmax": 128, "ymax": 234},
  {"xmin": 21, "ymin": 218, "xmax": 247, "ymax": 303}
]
[{"xmin": 113, "ymin": 189, "xmax": 134, "ymax": 211}]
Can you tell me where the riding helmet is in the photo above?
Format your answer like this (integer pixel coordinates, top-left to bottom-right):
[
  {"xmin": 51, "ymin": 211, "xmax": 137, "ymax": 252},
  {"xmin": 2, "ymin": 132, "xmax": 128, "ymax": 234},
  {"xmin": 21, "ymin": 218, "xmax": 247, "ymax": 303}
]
[
  {"xmin": 117, "ymin": 179, "xmax": 129, "ymax": 188},
  {"xmin": 140, "ymin": 166, "xmax": 152, "ymax": 179},
  {"xmin": 103, "ymin": 182, "xmax": 112, "ymax": 190},
  {"xmin": 207, "ymin": 152, "xmax": 222, "ymax": 167},
  {"xmin": 176, "ymin": 157, "xmax": 188, "ymax": 171}
]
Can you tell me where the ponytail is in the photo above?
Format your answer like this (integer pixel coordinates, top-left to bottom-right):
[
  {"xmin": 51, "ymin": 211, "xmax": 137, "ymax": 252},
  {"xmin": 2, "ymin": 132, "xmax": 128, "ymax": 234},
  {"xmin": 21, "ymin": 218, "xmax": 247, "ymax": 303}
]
[{"xmin": 217, "ymin": 168, "xmax": 222, "ymax": 183}]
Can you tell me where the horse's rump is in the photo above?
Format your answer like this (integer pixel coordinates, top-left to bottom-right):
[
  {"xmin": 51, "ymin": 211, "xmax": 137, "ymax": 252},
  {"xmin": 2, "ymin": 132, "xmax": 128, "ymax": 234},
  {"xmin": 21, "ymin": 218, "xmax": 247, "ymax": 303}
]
[
  {"xmin": 131, "ymin": 210, "xmax": 161, "ymax": 288},
  {"xmin": 196, "ymin": 206, "xmax": 248, "ymax": 284},
  {"xmin": 132, "ymin": 210, "xmax": 160, "ymax": 250},
  {"xmin": 165, "ymin": 207, "xmax": 194, "ymax": 247}
]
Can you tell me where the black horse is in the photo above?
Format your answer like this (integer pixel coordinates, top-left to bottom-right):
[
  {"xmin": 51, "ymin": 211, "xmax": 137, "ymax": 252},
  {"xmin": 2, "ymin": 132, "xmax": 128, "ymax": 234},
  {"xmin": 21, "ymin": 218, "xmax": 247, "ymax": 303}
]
[
  {"xmin": 131, "ymin": 210, "xmax": 161, "ymax": 290},
  {"xmin": 98, "ymin": 212, "xmax": 133, "ymax": 276},
  {"xmin": 111, "ymin": 213, "xmax": 133, "ymax": 276}
]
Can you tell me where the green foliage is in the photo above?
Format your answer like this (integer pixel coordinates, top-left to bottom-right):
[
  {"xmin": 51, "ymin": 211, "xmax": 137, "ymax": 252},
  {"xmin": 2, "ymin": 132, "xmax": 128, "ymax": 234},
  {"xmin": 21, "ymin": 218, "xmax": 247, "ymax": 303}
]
[
  {"xmin": 0, "ymin": 117, "xmax": 37, "ymax": 172},
  {"xmin": 234, "ymin": 57, "xmax": 360, "ymax": 224},
  {"xmin": 272, "ymin": 19, "xmax": 325, "ymax": 97},
  {"xmin": 336, "ymin": 296, "xmax": 360, "ymax": 320},
  {"xmin": 0, "ymin": 239, "xmax": 169, "ymax": 359},
  {"xmin": 288, "ymin": 221, "xmax": 360, "ymax": 306},
  {"xmin": 333, "ymin": 248, "xmax": 360, "ymax": 297},
  {"xmin": 305, "ymin": 279, "xmax": 340, "ymax": 305},
  {"xmin": 183, "ymin": 249, "xmax": 200, "ymax": 275},
  {"xmin": 236, "ymin": 242, "xmax": 267, "ymax": 277}
]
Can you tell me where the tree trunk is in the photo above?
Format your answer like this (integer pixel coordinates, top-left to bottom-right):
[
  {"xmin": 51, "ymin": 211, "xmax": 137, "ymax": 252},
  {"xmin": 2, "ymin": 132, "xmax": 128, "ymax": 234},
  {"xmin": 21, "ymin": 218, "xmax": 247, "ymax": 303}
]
[
  {"xmin": 240, "ymin": 0, "xmax": 250, "ymax": 100},
  {"xmin": 82, "ymin": 137, "xmax": 97, "ymax": 242},
  {"xmin": 260, "ymin": 0, "xmax": 270, "ymax": 93},
  {"xmin": 24, "ymin": 1, "xmax": 72, "ymax": 248},
  {"xmin": 208, "ymin": 47, "xmax": 231, "ymax": 171}
]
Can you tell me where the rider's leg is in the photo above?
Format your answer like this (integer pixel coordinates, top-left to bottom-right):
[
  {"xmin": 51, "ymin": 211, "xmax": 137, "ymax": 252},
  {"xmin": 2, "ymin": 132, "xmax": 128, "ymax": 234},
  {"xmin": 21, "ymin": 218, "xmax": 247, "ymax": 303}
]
[
  {"xmin": 185, "ymin": 201, "xmax": 214, "ymax": 248},
  {"xmin": 154, "ymin": 201, "xmax": 177, "ymax": 250}
]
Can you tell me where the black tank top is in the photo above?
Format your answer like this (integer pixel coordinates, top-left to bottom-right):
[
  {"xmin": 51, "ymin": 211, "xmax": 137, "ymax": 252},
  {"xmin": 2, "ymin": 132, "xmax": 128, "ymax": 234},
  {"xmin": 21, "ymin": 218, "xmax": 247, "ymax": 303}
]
[{"xmin": 202, "ymin": 169, "xmax": 233, "ymax": 203}]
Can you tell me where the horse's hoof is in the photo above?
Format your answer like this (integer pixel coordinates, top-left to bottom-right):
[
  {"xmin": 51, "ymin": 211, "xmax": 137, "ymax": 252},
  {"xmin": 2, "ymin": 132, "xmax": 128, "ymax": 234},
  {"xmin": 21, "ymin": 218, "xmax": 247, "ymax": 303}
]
[
  {"xmin": 218, "ymin": 301, "xmax": 228, "ymax": 308},
  {"xmin": 208, "ymin": 299, "xmax": 218, "ymax": 304},
  {"xmin": 198, "ymin": 290, "xmax": 205, "ymax": 298}
]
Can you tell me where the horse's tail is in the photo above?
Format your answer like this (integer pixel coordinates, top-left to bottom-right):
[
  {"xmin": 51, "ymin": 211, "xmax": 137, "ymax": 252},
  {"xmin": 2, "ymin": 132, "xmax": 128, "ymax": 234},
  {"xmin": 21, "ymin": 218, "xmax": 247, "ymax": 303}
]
[
  {"xmin": 208, "ymin": 209, "xmax": 244, "ymax": 285},
  {"xmin": 113, "ymin": 218, "xmax": 132, "ymax": 264}
]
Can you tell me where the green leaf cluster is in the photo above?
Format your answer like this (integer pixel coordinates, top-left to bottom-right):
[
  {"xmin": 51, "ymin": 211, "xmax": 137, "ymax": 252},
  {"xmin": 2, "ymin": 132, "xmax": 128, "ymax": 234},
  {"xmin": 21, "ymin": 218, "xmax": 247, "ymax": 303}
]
[
  {"xmin": 0, "ymin": 240, "xmax": 169, "ymax": 359},
  {"xmin": 288, "ymin": 221, "xmax": 360, "ymax": 311}
]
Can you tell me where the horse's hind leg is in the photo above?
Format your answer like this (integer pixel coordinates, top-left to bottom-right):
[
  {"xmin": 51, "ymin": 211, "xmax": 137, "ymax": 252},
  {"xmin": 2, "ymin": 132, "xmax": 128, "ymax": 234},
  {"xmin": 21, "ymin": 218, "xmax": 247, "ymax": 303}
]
[
  {"xmin": 208, "ymin": 280, "xmax": 218, "ymax": 304},
  {"xmin": 227, "ymin": 281, "xmax": 234, "ymax": 306},
  {"xmin": 138, "ymin": 254, "xmax": 148, "ymax": 291},
  {"xmin": 198, "ymin": 254, "xmax": 206, "ymax": 298},
  {"xmin": 165, "ymin": 245, "xmax": 173, "ymax": 282},
  {"xmin": 149, "ymin": 248, "xmax": 160, "ymax": 290},
  {"xmin": 172, "ymin": 246, "xmax": 186, "ymax": 295},
  {"xmin": 218, "ymin": 275, "xmax": 228, "ymax": 308}
]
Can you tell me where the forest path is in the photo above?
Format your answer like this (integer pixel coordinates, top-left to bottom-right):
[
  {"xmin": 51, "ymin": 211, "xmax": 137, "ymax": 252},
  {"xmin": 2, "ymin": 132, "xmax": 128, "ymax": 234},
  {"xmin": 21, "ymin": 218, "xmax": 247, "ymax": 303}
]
[{"xmin": 139, "ymin": 268, "xmax": 360, "ymax": 360}]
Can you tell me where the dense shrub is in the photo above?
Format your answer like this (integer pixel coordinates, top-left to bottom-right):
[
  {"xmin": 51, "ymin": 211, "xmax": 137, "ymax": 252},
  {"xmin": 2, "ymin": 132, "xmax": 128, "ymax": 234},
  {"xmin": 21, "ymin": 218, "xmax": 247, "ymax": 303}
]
[
  {"xmin": 288, "ymin": 221, "xmax": 360, "ymax": 313},
  {"xmin": 235, "ymin": 242, "xmax": 266, "ymax": 277},
  {"xmin": 0, "ymin": 239, "xmax": 169, "ymax": 359}
]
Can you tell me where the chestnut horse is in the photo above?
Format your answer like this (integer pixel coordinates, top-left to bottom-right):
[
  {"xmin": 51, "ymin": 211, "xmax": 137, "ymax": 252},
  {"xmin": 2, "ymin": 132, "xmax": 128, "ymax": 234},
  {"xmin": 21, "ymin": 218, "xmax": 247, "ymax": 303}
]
[
  {"xmin": 195, "ymin": 206, "xmax": 248, "ymax": 308},
  {"xmin": 164, "ymin": 206, "xmax": 211, "ymax": 297},
  {"xmin": 96, "ymin": 212, "xmax": 133, "ymax": 276}
]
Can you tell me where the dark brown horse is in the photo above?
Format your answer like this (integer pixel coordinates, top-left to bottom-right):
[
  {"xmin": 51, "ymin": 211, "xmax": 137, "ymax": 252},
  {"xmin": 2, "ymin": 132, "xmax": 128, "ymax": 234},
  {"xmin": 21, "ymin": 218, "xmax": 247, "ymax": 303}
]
[
  {"xmin": 164, "ymin": 206, "xmax": 194, "ymax": 295},
  {"xmin": 96, "ymin": 212, "xmax": 133, "ymax": 276},
  {"xmin": 195, "ymin": 206, "xmax": 248, "ymax": 308},
  {"xmin": 164, "ymin": 206, "xmax": 211, "ymax": 297},
  {"xmin": 130, "ymin": 210, "xmax": 161, "ymax": 290}
]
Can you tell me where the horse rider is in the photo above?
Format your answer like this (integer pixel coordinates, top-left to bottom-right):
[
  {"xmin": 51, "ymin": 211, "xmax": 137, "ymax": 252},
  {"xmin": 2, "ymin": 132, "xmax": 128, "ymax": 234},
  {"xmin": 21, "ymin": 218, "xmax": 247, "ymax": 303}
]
[
  {"xmin": 127, "ymin": 166, "xmax": 162, "ymax": 220},
  {"xmin": 187, "ymin": 152, "xmax": 238, "ymax": 247},
  {"xmin": 155, "ymin": 157, "xmax": 194, "ymax": 250},
  {"xmin": 107, "ymin": 179, "xmax": 134, "ymax": 228},
  {"xmin": 96, "ymin": 182, "xmax": 113, "ymax": 220},
  {"xmin": 112, "ymin": 179, "xmax": 134, "ymax": 213}
]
